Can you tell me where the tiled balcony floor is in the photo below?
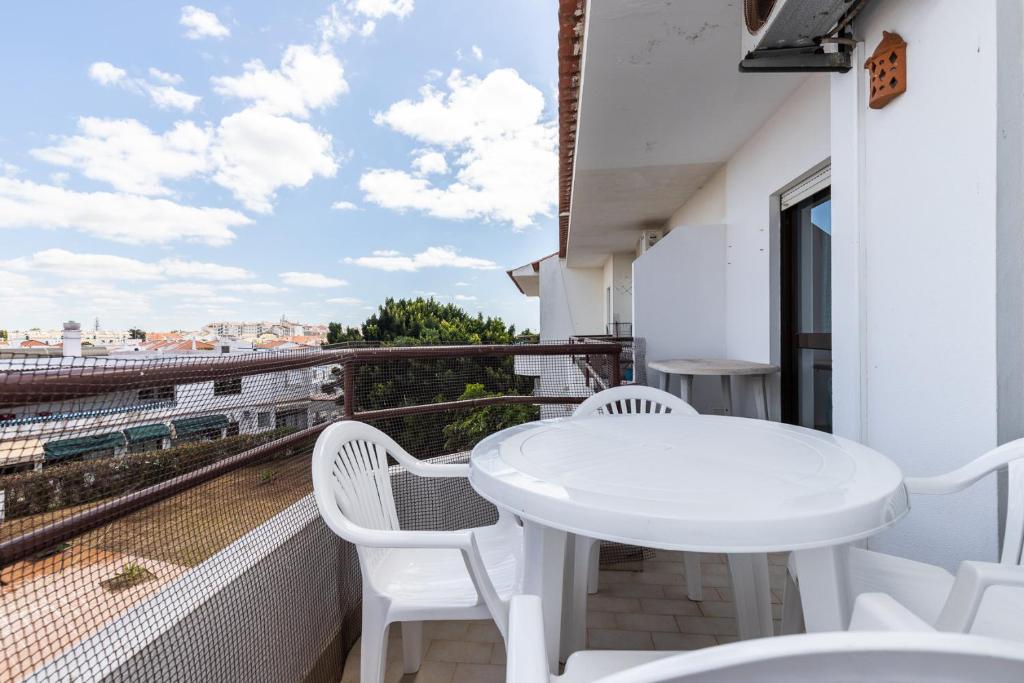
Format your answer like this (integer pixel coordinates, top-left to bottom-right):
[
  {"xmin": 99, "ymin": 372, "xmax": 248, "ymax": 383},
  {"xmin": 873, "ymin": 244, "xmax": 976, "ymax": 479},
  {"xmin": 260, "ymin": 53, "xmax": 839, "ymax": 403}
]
[{"xmin": 340, "ymin": 551, "xmax": 789, "ymax": 682}]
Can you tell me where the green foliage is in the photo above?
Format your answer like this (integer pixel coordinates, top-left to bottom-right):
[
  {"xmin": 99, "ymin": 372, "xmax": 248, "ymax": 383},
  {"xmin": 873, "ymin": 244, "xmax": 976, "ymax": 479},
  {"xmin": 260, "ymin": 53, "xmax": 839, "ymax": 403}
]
[
  {"xmin": 442, "ymin": 384, "xmax": 539, "ymax": 452},
  {"xmin": 102, "ymin": 562, "xmax": 155, "ymax": 591},
  {"xmin": 0, "ymin": 428, "xmax": 295, "ymax": 518},
  {"xmin": 326, "ymin": 322, "xmax": 363, "ymax": 344},
  {"xmin": 327, "ymin": 297, "xmax": 536, "ymax": 458},
  {"xmin": 128, "ymin": 328, "xmax": 146, "ymax": 341},
  {"xmin": 0, "ymin": 329, "xmax": 7, "ymax": 342}
]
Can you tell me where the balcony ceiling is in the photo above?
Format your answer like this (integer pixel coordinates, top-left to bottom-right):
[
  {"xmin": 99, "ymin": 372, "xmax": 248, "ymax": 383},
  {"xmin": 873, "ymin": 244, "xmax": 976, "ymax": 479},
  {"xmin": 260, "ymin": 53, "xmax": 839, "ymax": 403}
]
[{"xmin": 567, "ymin": 0, "xmax": 805, "ymax": 266}]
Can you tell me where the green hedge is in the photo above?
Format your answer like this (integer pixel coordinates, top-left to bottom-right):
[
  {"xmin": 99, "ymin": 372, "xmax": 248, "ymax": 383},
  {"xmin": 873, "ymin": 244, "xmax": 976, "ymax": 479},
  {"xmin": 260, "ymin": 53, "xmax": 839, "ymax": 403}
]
[{"xmin": 0, "ymin": 428, "xmax": 297, "ymax": 519}]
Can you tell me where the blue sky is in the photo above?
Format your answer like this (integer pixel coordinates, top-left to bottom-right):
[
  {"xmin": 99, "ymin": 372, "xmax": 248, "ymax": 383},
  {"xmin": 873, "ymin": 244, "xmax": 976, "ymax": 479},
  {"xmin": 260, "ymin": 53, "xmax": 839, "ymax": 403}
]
[{"xmin": 0, "ymin": 1, "xmax": 556, "ymax": 332}]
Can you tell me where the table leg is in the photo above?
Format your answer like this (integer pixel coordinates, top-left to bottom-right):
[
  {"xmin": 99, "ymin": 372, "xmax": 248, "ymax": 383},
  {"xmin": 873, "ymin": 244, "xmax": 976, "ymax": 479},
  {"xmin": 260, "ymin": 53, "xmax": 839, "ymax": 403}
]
[
  {"xmin": 720, "ymin": 375, "xmax": 733, "ymax": 415},
  {"xmin": 680, "ymin": 375, "xmax": 694, "ymax": 404},
  {"xmin": 659, "ymin": 372, "xmax": 670, "ymax": 393},
  {"xmin": 727, "ymin": 553, "xmax": 774, "ymax": 639},
  {"xmin": 755, "ymin": 375, "xmax": 770, "ymax": 421},
  {"xmin": 522, "ymin": 520, "xmax": 569, "ymax": 671},
  {"xmin": 792, "ymin": 545, "xmax": 852, "ymax": 632}
]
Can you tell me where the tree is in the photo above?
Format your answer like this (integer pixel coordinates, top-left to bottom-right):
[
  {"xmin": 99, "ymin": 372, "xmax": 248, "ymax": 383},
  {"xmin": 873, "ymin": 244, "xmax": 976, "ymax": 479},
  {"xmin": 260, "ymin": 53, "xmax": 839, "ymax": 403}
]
[
  {"xmin": 326, "ymin": 322, "xmax": 363, "ymax": 345},
  {"xmin": 0, "ymin": 329, "xmax": 7, "ymax": 342},
  {"xmin": 128, "ymin": 328, "xmax": 146, "ymax": 341},
  {"xmin": 328, "ymin": 297, "xmax": 535, "ymax": 456}
]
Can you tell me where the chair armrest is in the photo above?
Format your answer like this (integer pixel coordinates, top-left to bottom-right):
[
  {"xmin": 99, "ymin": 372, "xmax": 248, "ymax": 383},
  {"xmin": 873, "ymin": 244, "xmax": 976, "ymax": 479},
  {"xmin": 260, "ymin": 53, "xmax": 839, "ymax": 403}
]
[
  {"xmin": 506, "ymin": 595, "xmax": 551, "ymax": 683},
  {"xmin": 906, "ymin": 437, "xmax": 1024, "ymax": 495},
  {"xmin": 317, "ymin": 498, "xmax": 475, "ymax": 549},
  {"xmin": 935, "ymin": 561, "xmax": 1024, "ymax": 632},
  {"xmin": 404, "ymin": 460, "xmax": 471, "ymax": 479},
  {"xmin": 849, "ymin": 593, "xmax": 936, "ymax": 632}
]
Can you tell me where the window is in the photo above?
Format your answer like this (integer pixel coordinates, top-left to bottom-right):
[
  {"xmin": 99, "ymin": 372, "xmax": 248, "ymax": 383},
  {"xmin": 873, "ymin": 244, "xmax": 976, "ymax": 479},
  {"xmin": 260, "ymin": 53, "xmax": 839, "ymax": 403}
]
[
  {"xmin": 226, "ymin": 421, "xmax": 240, "ymax": 437},
  {"xmin": 138, "ymin": 385, "xmax": 175, "ymax": 402},
  {"xmin": 220, "ymin": 345, "xmax": 231, "ymax": 354},
  {"xmin": 257, "ymin": 411, "xmax": 272, "ymax": 428},
  {"xmin": 213, "ymin": 377, "xmax": 242, "ymax": 396}
]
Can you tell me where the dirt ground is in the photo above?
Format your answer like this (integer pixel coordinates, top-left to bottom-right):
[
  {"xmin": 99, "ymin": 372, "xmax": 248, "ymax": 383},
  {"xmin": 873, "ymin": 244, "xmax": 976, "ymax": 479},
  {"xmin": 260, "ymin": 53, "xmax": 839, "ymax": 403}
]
[{"xmin": 0, "ymin": 452, "xmax": 315, "ymax": 682}]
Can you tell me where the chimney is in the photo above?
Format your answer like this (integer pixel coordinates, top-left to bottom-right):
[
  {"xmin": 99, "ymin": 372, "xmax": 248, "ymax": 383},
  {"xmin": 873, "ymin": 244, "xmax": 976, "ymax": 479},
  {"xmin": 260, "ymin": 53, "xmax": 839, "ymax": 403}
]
[{"xmin": 62, "ymin": 321, "xmax": 82, "ymax": 357}]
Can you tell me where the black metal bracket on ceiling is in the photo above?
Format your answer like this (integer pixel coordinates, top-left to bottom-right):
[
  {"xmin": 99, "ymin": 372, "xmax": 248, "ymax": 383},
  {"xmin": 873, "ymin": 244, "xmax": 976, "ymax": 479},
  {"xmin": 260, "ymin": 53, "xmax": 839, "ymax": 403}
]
[{"xmin": 739, "ymin": 45, "xmax": 852, "ymax": 73}]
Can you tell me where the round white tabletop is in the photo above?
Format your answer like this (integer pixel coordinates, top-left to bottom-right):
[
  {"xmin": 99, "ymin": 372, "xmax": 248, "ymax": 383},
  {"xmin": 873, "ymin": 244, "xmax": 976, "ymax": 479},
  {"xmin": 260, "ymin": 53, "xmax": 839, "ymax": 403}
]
[
  {"xmin": 470, "ymin": 414, "xmax": 907, "ymax": 554},
  {"xmin": 648, "ymin": 358, "xmax": 779, "ymax": 376}
]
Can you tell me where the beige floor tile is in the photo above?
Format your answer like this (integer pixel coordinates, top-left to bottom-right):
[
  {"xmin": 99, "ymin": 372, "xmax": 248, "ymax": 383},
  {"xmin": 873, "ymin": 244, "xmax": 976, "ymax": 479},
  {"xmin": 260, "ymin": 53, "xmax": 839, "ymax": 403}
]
[
  {"xmin": 587, "ymin": 595, "xmax": 641, "ymax": 613},
  {"xmin": 602, "ymin": 582, "xmax": 666, "ymax": 598},
  {"xmin": 425, "ymin": 640, "xmax": 494, "ymax": 665},
  {"xmin": 587, "ymin": 628, "xmax": 655, "ymax": 650},
  {"xmin": 697, "ymin": 601, "xmax": 738, "ymax": 618},
  {"xmin": 675, "ymin": 615, "xmax": 739, "ymax": 637},
  {"xmin": 639, "ymin": 597, "xmax": 702, "ymax": 616},
  {"xmin": 425, "ymin": 621, "xmax": 472, "ymax": 641},
  {"xmin": 642, "ymin": 560, "xmax": 685, "ymax": 574},
  {"xmin": 465, "ymin": 621, "xmax": 502, "ymax": 643},
  {"xmin": 598, "ymin": 569, "xmax": 637, "ymax": 585},
  {"xmin": 399, "ymin": 661, "xmax": 457, "ymax": 683},
  {"xmin": 716, "ymin": 635, "xmax": 739, "ymax": 645},
  {"xmin": 651, "ymin": 632, "xmax": 718, "ymax": 650},
  {"xmin": 633, "ymin": 571, "xmax": 687, "ymax": 586},
  {"xmin": 490, "ymin": 643, "xmax": 507, "ymax": 666},
  {"xmin": 586, "ymin": 611, "xmax": 617, "ymax": 629},
  {"xmin": 452, "ymin": 663, "xmax": 505, "ymax": 683},
  {"xmin": 615, "ymin": 612, "xmax": 679, "ymax": 632}
]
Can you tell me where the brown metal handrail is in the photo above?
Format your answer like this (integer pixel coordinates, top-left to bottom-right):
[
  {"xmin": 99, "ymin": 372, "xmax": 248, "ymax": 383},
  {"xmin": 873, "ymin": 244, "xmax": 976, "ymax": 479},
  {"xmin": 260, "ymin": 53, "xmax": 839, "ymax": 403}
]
[{"xmin": 0, "ymin": 343, "xmax": 620, "ymax": 567}]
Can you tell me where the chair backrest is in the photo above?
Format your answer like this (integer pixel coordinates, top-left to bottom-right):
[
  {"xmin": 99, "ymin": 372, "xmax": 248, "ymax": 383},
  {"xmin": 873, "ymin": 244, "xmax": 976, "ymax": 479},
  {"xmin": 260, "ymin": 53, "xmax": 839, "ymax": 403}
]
[
  {"xmin": 589, "ymin": 632, "xmax": 1024, "ymax": 683},
  {"xmin": 574, "ymin": 385, "xmax": 698, "ymax": 418},
  {"xmin": 311, "ymin": 421, "xmax": 406, "ymax": 570},
  {"xmin": 1003, "ymin": 459, "xmax": 1024, "ymax": 564}
]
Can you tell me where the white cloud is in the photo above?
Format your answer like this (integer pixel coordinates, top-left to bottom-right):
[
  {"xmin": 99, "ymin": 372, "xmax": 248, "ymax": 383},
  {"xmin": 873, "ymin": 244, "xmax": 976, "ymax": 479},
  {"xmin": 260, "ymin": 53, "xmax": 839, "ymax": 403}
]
[
  {"xmin": 471, "ymin": 45, "xmax": 483, "ymax": 61},
  {"xmin": 411, "ymin": 150, "xmax": 447, "ymax": 176},
  {"xmin": 222, "ymin": 283, "xmax": 287, "ymax": 293},
  {"xmin": 158, "ymin": 258, "xmax": 252, "ymax": 280},
  {"xmin": 211, "ymin": 108, "xmax": 338, "ymax": 213},
  {"xmin": 88, "ymin": 61, "xmax": 201, "ymax": 112},
  {"xmin": 180, "ymin": 5, "xmax": 230, "ymax": 40},
  {"xmin": 33, "ymin": 112, "xmax": 335, "ymax": 214},
  {"xmin": 279, "ymin": 271, "xmax": 347, "ymax": 287},
  {"xmin": 2, "ymin": 249, "xmax": 164, "ymax": 280},
  {"xmin": 211, "ymin": 45, "xmax": 347, "ymax": 118},
  {"xmin": 0, "ymin": 177, "xmax": 250, "ymax": 246},
  {"xmin": 454, "ymin": 281, "xmax": 469, "ymax": 286},
  {"xmin": 144, "ymin": 83, "xmax": 202, "ymax": 112},
  {"xmin": 2, "ymin": 249, "xmax": 254, "ymax": 282},
  {"xmin": 331, "ymin": 200, "xmax": 359, "ymax": 210},
  {"xmin": 49, "ymin": 171, "xmax": 70, "ymax": 185},
  {"xmin": 344, "ymin": 246, "xmax": 497, "ymax": 272},
  {"xmin": 154, "ymin": 282, "xmax": 217, "ymax": 297},
  {"xmin": 361, "ymin": 69, "xmax": 557, "ymax": 228},
  {"xmin": 454, "ymin": 294, "xmax": 477, "ymax": 301},
  {"xmin": 326, "ymin": 296, "xmax": 362, "ymax": 305},
  {"xmin": 88, "ymin": 62, "xmax": 127, "ymax": 86},
  {"xmin": 149, "ymin": 67, "xmax": 183, "ymax": 85},
  {"xmin": 318, "ymin": 0, "xmax": 413, "ymax": 43},
  {"xmin": 32, "ymin": 117, "xmax": 213, "ymax": 196}
]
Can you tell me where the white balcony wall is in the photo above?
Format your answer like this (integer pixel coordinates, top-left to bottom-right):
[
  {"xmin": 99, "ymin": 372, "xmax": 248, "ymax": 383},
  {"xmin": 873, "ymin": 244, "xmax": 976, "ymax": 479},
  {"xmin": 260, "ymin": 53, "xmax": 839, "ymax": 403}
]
[
  {"xmin": 828, "ymin": 0, "xmax": 1024, "ymax": 569},
  {"xmin": 633, "ymin": 225, "xmax": 726, "ymax": 414},
  {"xmin": 538, "ymin": 257, "xmax": 604, "ymax": 341},
  {"xmin": 601, "ymin": 252, "xmax": 635, "ymax": 333}
]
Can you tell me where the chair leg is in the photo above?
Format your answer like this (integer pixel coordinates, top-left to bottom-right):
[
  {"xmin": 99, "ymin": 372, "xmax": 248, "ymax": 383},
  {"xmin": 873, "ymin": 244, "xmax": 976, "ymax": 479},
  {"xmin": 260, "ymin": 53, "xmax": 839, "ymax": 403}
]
[
  {"xmin": 361, "ymin": 600, "xmax": 391, "ymax": 683},
  {"xmin": 781, "ymin": 569, "xmax": 805, "ymax": 635},
  {"xmin": 587, "ymin": 539, "xmax": 601, "ymax": 594},
  {"xmin": 401, "ymin": 621, "xmax": 423, "ymax": 674},
  {"xmin": 684, "ymin": 552, "xmax": 703, "ymax": 601},
  {"xmin": 568, "ymin": 536, "xmax": 595, "ymax": 657}
]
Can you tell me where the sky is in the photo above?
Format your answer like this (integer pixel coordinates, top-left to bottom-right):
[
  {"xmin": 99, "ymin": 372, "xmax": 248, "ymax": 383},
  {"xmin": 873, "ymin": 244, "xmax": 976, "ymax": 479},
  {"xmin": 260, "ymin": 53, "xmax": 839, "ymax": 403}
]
[{"xmin": 0, "ymin": 1, "xmax": 557, "ymax": 333}]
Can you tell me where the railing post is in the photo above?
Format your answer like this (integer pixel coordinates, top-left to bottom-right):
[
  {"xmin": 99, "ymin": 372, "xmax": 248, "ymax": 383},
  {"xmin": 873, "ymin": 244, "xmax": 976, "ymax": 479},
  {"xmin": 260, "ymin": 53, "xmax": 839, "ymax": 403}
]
[
  {"xmin": 611, "ymin": 351, "xmax": 621, "ymax": 387},
  {"xmin": 343, "ymin": 359, "xmax": 355, "ymax": 419}
]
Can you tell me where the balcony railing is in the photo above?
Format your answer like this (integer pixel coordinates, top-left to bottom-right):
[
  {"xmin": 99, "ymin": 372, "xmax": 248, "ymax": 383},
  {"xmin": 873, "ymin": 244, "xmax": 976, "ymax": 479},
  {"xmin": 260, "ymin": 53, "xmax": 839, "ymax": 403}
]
[{"xmin": 0, "ymin": 340, "xmax": 622, "ymax": 682}]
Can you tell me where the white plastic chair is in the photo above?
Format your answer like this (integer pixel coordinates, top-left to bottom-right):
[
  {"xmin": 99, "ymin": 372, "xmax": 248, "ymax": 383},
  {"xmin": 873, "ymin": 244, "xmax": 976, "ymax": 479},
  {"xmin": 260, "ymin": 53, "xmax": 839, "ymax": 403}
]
[
  {"xmin": 311, "ymin": 421, "xmax": 522, "ymax": 683},
  {"xmin": 508, "ymin": 592, "xmax": 1024, "ymax": 683},
  {"xmin": 567, "ymin": 386, "xmax": 701, "ymax": 654},
  {"xmin": 783, "ymin": 437, "xmax": 1024, "ymax": 640}
]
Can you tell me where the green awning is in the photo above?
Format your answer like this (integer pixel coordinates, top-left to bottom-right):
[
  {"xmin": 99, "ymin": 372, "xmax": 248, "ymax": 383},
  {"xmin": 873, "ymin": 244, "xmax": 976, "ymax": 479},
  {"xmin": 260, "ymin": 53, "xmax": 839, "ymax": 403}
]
[
  {"xmin": 44, "ymin": 432, "xmax": 126, "ymax": 462},
  {"xmin": 123, "ymin": 423, "xmax": 171, "ymax": 443},
  {"xmin": 172, "ymin": 414, "xmax": 229, "ymax": 438}
]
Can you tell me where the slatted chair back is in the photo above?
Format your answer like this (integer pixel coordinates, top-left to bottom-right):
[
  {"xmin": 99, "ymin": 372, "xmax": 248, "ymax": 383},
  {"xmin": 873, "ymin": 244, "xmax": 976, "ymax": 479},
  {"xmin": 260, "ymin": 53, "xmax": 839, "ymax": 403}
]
[{"xmin": 574, "ymin": 385, "xmax": 698, "ymax": 418}]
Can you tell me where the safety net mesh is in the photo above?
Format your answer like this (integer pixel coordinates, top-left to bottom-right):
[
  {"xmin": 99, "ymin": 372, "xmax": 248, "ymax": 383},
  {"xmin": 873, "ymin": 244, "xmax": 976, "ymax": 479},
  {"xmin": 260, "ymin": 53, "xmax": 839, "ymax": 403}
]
[{"xmin": 0, "ymin": 339, "xmax": 642, "ymax": 682}]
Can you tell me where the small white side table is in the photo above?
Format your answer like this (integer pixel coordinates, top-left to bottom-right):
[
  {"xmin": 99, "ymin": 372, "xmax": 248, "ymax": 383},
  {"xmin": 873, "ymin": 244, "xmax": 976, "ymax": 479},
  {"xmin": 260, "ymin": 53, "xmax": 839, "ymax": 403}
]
[{"xmin": 648, "ymin": 358, "xmax": 779, "ymax": 420}]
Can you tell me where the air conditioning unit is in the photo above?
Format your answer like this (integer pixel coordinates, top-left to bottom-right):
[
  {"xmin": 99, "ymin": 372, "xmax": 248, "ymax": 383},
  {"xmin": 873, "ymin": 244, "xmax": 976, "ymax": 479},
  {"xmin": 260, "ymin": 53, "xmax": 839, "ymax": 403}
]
[
  {"xmin": 739, "ymin": 0, "xmax": 857, "ymax": 72},
  {"xmin": 636, "ymin": 230, "xmax": 664, "ymax": 257}
]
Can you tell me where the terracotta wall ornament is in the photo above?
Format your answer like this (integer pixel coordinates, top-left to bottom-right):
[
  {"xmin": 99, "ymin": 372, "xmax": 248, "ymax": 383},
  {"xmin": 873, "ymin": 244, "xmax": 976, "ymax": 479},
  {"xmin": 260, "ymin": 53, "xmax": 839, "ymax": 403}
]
[{"xmin": 865, "ymin": 31, "xmax": 907, "ymax": 109}]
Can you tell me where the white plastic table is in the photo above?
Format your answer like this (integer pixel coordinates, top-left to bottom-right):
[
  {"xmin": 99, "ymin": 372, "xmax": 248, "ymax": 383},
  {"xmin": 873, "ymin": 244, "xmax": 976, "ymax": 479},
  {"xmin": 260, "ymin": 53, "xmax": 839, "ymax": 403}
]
[
  {"xmin": 470, "ymin": 414, "xmax": 908, "ymax": 671},
  {"xmin": 648, "ymin": 359, "xmax": 779, "ymax": 419}
]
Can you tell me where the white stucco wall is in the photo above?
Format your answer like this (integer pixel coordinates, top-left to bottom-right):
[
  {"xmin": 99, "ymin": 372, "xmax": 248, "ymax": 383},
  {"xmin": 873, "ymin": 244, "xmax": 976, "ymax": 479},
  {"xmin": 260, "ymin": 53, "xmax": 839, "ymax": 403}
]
[
  {"xmin": 829, "ymin": 1, "xmax": 1024, "ymax": 568},
  {"xmin": 538, "ymin": 257, "xmax": 604, "ymax": 341},
  {"xmin": 602, "ymin": 252, "xmax": 635, "ymax": 332},
  {"xmin": 633, "ymin": 225, "xmax": 727, "ymax": 413}
]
